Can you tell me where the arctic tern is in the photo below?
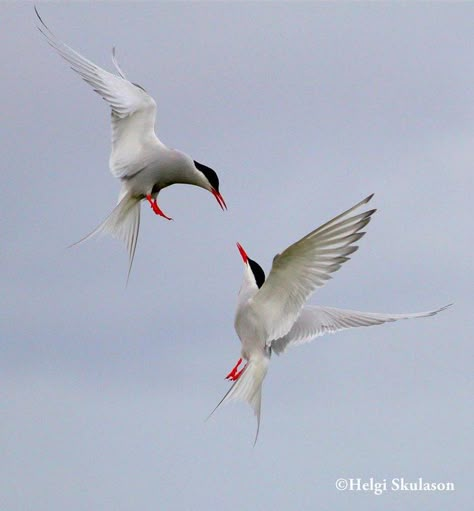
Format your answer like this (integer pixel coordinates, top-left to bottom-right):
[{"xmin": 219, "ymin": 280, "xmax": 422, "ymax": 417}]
[
  {"xmin": 210, "ymin": 194, "xmax": 450, "ymax": 443},
  {"xmin": 35, "ymin": 8, "xmax": 226, "ymax": 277}
]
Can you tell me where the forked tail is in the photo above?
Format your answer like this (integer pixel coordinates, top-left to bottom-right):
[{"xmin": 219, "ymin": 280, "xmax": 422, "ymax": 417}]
[
  {"xmin": 70, "ymin": 194, "xmax": 141, "ymax": 280},
  {"xmin": 208, "ymin": 356, "xmax": 269, "ymax": 445}
]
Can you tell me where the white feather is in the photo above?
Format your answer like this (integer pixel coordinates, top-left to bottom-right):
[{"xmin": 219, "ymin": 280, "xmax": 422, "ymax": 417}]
[
  {"xmin": 111, "ymin": 46, "xmax": 128, "ymax": 80},
  {"xmin": 71, "ymin": 194, "xmax": 141, "ymax": 281},
  {"xmin": 35, "ymin": 7, "xmax": 159, "ymax": 180},
  {"xmin": 208, "ymin": 356, "xmax": 269, "ymax": 445},
  {"xmin": 271, "ymin": 304, "xmax": 452, "ymax": 354}
]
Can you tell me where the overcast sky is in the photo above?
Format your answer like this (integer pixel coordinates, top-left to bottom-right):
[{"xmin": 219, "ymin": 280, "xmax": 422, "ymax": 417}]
[{"xmin": 1, "ymin": 2, "xmax": 472, "ymax": 510}]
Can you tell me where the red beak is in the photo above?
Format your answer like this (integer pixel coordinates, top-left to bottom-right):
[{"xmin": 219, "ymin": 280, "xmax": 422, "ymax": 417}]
[
  {"xmin": 236, "ymin": 242, "xmax": 248, "ymax": 263},
  {"xmin": 211, "ymin": 188, "xmax": 227, "ymax": 210}
]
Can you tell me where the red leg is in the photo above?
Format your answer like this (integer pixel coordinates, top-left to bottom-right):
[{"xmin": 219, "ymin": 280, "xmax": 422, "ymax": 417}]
[
  {"xmin": 225, "ymin": 358, "xmax": 242, "ymax": 380},
  {"xmin": 232, "ymin": 365, "xmax": 246, "ymax": 381},
  {"xmin": 146, "ymin": 195, "xmax": 173, "ymax": 221}
]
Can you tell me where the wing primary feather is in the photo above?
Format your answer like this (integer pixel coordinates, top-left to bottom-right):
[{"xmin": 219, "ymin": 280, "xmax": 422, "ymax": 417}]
[
  {"xmin": 112, "ymin": 46, "xmax": 128, "ymax": 80},
  {"xmin": 270, "ymin": 304, "xmax": 452, "ymax": 354},
  {"xmin": 250, "ymin": 195, "xmax": 376, "ymax": 342},
  {"xmin": 296, "ymin": 194, "xmax": 374, "ymax": 245},
  {"xmin": 35, "ymin": 7, "xmax": 155, "ymax": 119}
]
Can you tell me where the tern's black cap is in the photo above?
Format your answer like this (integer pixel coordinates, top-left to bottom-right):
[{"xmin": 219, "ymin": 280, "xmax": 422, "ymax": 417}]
[
  {"xmin": 194, "ymin": 160, "xmax": 220, "ymax": 191},
  {"xmin": 249, "ymin": 258, "xmax": 265, "ymax": 289}
]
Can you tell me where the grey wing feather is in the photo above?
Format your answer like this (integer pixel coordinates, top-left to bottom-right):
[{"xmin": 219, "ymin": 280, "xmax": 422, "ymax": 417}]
[
  {"xmin": 35, "ymin": 7, "xmax": 157, "ymax": 179},
  {"xmin": 35, "ymin": 7, "xmax": 152, "ymax": 118},
  {"xmin": 251, "ymin": 194, "xmax": 376, "ymax": 343},
  {"xmin": 270, "ymin": 304, "xmax": 452, "ymax": 355}
]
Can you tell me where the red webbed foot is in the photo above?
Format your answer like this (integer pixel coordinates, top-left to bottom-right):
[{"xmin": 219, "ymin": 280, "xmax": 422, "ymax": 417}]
[
  {"xmin": 146, "ymin": 195, "xmax": 173, "ymax": 221},
  {"xmin": 225, "ymin": 358, "xmax": 245, "ymax": 381}
]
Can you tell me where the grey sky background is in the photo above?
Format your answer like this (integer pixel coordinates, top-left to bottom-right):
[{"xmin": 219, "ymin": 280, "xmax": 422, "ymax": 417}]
[{"xmin": 1, "ymin": 2, "xmax": 472, "ymax": 510}]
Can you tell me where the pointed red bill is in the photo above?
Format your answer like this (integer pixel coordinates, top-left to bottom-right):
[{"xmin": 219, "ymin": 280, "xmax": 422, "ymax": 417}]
[
  {"xmin": 236, "ymin": 242, "xmax": 248, "ymax": 263},
  {"xmin": 211, "ymin": 188, "xmax": 227, "ymax": 210}
]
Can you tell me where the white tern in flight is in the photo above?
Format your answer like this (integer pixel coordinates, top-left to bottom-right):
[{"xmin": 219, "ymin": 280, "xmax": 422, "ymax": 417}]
[
  {"xmin": 210, "ymin": 194, "xmax": 450, "ymax": 443},
  {"xmin": 35, "ymin": 8, "xmax": 226, "ymax": 277}
]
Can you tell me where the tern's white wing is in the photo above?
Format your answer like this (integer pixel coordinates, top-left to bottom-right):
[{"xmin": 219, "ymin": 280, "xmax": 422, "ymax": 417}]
[
  {"xmin": 35, "ymin": 8, "xmax": 157, "ymax": 179},
  {"xmin": 270, "ymin": 304, "xmax": 452, "ymax": 355},
  {"xmin": 250, "ymin": 195, "xmax": 376, "ymax": 343}
]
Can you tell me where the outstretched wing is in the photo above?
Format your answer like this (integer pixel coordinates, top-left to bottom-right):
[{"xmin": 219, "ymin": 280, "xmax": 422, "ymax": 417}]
[
  {"xmin": 35, "ymin": 7, "xmax": 157, "ymax": 179},
  {"xmin": 271, "ymin": 304, "xmax": 452, "ymax": 354},
  {"xmin": 249, "ymin": 195, "xmax": 376, "ymax": 343}
]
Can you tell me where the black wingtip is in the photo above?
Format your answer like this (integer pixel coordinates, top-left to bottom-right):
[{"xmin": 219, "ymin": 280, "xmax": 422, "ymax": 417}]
[
  {"xmin": 439, "ymin": 303, "xmax": 454, "ymax": 312},
  {"xmin": 34, "ymin": 5, "xmax": 44, "ymax": 25},
  {"xmin": 34, "ymin": 5, "xmax": 50, "ymax": 35}
]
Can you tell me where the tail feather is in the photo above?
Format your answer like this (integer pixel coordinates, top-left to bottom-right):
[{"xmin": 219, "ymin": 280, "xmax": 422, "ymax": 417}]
[
  {"xmin": 70, "ymin": 194, "xmax": 141, "ymax": 280},
  {"xmin": 209, "ymin": 357, "xmax": 269, "ymax": 444}
]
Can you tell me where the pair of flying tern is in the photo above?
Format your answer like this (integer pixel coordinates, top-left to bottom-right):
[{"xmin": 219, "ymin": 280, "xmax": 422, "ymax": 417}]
[{"xmin": 36, "ymin": 8, "xmax": 450, "ymax": 443}]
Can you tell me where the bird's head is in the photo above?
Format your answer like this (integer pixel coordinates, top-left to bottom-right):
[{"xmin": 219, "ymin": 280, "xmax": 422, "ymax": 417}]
[
  {"xmin": 193, "ymin": 160, "xmax": 227, "ymax": 211},
  {"xmin": 236, "ymin": 242, "xmax": 265, "ymax": 289}
]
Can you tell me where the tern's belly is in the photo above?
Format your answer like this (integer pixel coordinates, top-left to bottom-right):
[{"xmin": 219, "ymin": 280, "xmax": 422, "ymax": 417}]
[
  {"xmin": 235, "ymin": 306, "xmax": 267, "ymax": 357},
  {"xmin": 122, "ymin": 163, "xmax": 171, "ymax": 197}
]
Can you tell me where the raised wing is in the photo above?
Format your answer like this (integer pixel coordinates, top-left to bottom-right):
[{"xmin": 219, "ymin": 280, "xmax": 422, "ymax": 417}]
[
  {"xmin": 35, "ymin": 7, "xmax": 157, "ymax": 178},
  {"xmin": 250, "ymin": 194, "xmax": 376, "ymax": 343},
  {"xmin": 270, "ymin": 304, "xmax": 452, "ymax": 354}
]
